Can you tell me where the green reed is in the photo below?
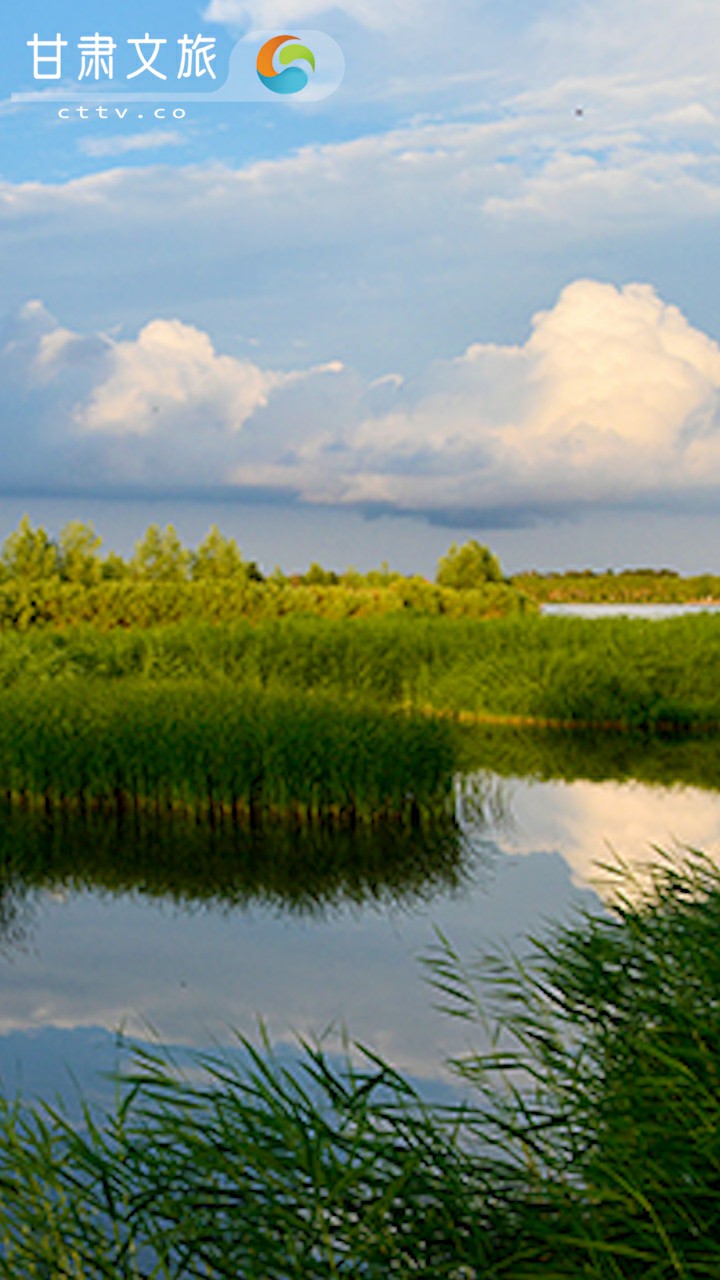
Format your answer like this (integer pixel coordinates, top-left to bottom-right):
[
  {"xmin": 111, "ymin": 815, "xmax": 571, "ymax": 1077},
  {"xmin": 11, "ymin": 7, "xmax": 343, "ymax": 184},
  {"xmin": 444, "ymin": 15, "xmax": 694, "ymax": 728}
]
[
  {"xmin": 1, "ymin": 612, "xmax": 720, "ymax": 729},
  {"xmin": 1, "ymin": 852, "xmax": 719, "ymax": 1276},
  {"xmin": 0, "ymin": 680, "xmax": 454, "ymax": 823}
]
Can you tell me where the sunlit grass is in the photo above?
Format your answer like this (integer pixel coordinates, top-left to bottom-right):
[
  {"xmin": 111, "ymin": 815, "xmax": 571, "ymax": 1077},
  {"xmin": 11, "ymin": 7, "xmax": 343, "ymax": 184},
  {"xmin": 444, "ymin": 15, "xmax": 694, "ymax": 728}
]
[
  {"xmin": 1, "ymin": 613, "xmax": 720, "ymax": 729},
  {"xmin": 0, "ymin": 680, "xmax": 454, "ymax": 825}
]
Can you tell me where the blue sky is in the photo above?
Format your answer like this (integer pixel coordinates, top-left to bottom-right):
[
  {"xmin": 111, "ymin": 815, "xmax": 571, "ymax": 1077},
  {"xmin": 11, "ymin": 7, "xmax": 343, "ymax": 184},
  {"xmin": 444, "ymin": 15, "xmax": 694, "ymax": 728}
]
[{"xmin": 2, "ymin": 0, "xmax": 720, "ymax": 572}]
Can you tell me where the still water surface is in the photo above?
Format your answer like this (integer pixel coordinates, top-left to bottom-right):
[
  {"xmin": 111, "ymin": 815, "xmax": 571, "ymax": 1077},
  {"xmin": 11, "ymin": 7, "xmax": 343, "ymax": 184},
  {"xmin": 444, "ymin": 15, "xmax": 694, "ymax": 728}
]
[
  {"xmin": 1, "ymin": 731, "xmax": 719, "ymax": 1107},
  {"xmin": 542, "ymin": 602, "xmax": 720, "ymax": 618}
]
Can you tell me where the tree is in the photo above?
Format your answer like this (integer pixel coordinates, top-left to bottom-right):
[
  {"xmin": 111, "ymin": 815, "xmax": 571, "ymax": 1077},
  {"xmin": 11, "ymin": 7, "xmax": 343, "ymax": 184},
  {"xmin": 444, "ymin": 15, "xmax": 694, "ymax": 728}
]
[
  {"xmin": 191, "ymin": 526, "xmax": 247, "ymax": 581},
  {"xmin": 1, "ymin": 515, "xmax": 59, "ymax": 582},
  {"xmin": 435, "ymin": 540, "xmax": 503, "ymax": 590},
  {"xmin": 101, "ymin": 552, "xmax": 130, "ymax": 581},
  {"xmin": 130, "ymin": 525, "xmax": 190, "ymax": 581},
  {"xmin": 303, "ymin": 562, "xmax": 339, "ymax": 587},
  {"xmin": 58, "ymin": 521, "xmax": 103, "ymax": 587}
]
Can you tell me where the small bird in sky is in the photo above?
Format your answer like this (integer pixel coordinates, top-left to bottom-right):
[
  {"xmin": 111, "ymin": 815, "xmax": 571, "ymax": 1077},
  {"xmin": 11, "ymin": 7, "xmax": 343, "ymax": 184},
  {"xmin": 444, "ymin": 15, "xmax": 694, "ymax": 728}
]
[{"xmin": 574, "ymin": 107, "xmax": 585, "ymax": 117}]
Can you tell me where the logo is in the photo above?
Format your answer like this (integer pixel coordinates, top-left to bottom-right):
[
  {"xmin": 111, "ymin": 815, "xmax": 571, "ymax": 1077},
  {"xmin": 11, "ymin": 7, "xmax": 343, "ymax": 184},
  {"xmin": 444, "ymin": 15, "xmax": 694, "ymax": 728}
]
[{"xmin": 256, "ymin": 35, "xmax": 315, "ymax": 94}]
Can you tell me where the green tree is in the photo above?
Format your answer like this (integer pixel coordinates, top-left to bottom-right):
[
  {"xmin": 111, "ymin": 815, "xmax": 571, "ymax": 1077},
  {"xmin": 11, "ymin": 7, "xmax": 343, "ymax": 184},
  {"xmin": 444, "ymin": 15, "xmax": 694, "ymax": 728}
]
[
  {"xmin": 302, "ymin": 562, "xmax": 339, "ymax": 587},
  {"xmin": 58, "ymin": 521, "xmax": 103, "ymax": 587},
  {"xmin": 1, "ymin": 515, "xmax": 59, "ymax": 582},
  {"xmin": 130, "ymin": 525, "xmax": 190, "ymax": 581},
  {"xmin": 435, "ymin": 540, "xmax": 503, "ymax": 590},
  {"xmin": 101, "ymin": 552, "xmax": 130, "ymax": 581},
  {"xmin": 191, "ymin": 525, "xmax": 247, "ymax": 581}
]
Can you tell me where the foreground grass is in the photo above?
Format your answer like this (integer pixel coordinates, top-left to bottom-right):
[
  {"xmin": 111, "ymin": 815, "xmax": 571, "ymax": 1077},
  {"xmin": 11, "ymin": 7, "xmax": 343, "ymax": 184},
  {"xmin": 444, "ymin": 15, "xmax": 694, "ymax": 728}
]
[{"xmin": 1, "ymin": 853, "xmax": 719, "ymax": 1276}]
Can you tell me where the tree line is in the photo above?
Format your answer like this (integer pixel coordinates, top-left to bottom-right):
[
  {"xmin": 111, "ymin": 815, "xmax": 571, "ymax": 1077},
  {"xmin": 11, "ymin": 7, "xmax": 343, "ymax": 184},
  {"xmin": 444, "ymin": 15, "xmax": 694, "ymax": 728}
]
[
  {"xmin": 0, "ymin": 517, "xmax": 506, "ymax": 591},
  {"xmin": 0, "ymin": 519, "xmax": 525, "ymax": 629}
]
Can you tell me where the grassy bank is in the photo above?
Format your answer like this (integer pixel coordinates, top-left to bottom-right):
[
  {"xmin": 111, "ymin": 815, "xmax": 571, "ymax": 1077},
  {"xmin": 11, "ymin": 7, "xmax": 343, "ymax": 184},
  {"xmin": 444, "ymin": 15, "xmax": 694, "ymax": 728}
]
[
  {"xmin": 0, "ymin": 612, "xmax": 717, "ymax": 821},
  {"xmin": 0, "ymin": 853, "xmax": 718, "ymax": 1276},
  {"xmin": 514, "ymin": 566, "xmax": 720, "ymax": 604},
  {"xmin": 2, "ymin": 612, "xmax": 720, "ymax": 729}
]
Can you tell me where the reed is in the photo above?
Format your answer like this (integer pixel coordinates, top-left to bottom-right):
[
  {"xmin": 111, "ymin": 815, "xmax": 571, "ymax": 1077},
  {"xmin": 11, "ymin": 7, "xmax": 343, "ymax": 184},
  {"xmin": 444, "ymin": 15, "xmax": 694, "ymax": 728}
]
[
  {"xmin": 0, "ymin": 681, "xmax": 455, "ymax": 824},
  {"xmin": 2, "ymin": 612, "xmax": 720, "ymax": 729}
]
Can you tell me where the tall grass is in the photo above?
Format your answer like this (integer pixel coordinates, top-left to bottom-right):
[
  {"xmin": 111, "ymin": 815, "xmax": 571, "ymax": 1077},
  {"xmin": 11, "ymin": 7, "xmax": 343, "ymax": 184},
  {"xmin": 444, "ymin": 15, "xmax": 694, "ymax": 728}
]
[
  {"xmin": 0, "ymin": 853, "xmax": 719, "ymax": 1275},
  {"xmin": 1, "ymin": 613, "xmax": 720, "ymax": 728},
  {"xmin": 0, "ymin": 613, "xmax": 716, "ymax": 834},
  {"xmin": 427, "ymin": 851, "xmax": 720, "ymax": 1275},
  {"xmin": 0, "ymin": 681, "xmax": 454, "ymax": 823}
]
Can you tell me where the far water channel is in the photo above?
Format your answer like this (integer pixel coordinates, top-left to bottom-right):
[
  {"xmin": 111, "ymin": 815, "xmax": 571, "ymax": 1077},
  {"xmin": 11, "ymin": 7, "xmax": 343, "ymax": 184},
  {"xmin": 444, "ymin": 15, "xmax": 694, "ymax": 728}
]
[{"xmin": 1, "ymin": 727, "xmax": 719, "ymax": 1111}]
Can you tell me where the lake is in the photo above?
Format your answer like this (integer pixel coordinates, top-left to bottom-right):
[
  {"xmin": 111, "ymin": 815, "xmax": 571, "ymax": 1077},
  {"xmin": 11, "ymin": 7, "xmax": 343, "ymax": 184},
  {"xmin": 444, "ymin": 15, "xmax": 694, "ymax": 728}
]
[
  {"xmin": 1, "ymin": 729, "xmax": 718, "ymax": 1111},
  {"xmin": 542, "ymin": 601, "xmax": 720, "ymax": 618}
]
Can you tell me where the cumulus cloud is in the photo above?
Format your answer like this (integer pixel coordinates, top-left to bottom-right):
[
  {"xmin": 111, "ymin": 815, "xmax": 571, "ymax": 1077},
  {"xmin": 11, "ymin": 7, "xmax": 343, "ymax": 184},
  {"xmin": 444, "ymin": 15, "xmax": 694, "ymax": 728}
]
[
  {"xmin": 0, "ymin": 304, "xmax": 346, "ymax": 493},
  {"xmin": 4, "ymin": 282, "xmax": 720, "ymax": 520},
  {"xmin": 231, "ymin": 280, "xmax": 720, "ymax": 520},
  {"xmin": 77, "ymin": 319, "xmax": 283, "ymax": 436}
]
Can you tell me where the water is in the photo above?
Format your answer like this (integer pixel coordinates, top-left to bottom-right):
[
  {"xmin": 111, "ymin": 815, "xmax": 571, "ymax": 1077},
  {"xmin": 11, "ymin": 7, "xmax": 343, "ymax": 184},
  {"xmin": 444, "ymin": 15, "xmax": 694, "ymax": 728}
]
[
  {"xmin": 1, "ymin": 732, "xmax": 720, "ymax": 1108},
  {"xmin": 542, "ymin": 602, "xmax": 720, "ymax": 618}
]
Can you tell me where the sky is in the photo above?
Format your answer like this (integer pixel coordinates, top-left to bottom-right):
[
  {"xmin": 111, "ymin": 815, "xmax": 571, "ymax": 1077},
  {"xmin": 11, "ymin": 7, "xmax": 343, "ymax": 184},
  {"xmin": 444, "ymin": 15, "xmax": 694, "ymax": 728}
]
[{"xmin": 2, "ymin": 0, "xmax": 720, "ymax": 573}]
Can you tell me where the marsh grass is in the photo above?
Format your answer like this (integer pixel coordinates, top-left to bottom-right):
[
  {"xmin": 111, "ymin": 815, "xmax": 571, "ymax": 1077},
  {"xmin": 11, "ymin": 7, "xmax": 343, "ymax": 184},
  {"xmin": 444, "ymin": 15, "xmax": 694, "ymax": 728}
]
[
  {"xmin": 1, "ymin": 613, "xmax": 720, "ymax": 729},
  {"xmin": 0, "ymin": 681, "xmax": 454, "ymax": 824},
  {"xmin": 0, "ymin": 853, "xmax": 719, "ymax": 1275}
]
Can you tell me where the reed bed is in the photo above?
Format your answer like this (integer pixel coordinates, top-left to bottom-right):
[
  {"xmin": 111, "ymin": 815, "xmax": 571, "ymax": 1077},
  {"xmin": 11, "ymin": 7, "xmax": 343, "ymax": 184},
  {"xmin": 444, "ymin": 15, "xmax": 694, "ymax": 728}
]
[
  {"xmin": 0, "ymin": 853, "xmax": 718, "ymax": 1276},
  {"xmin": 514, "ymin": 566, "xmax": 720, "ymax": 604},
  {"xmin": 0, "ymin": 681, "xmax": 454, "ymax": 824},
  {"xmin": 1, "ymin": 612, "xmax": 720, "ymax": 729}
]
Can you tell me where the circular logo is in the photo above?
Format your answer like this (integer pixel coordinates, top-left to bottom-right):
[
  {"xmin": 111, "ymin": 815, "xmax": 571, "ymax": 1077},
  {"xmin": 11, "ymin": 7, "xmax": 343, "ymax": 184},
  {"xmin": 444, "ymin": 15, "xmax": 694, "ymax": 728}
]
[{"xmin": 256, "ymin": 35, "xmax": 316, "ymax": 95}]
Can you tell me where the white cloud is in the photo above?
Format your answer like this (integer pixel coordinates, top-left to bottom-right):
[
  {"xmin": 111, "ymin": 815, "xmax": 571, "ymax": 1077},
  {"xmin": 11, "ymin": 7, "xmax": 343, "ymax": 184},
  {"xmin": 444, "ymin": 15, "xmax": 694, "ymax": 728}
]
[
  {"xmin": 503, "ymin": 775, "xmax": 720, "ymax": 899},
  {"xmin": 2, "ymin": 103, "xmax": 719, "ymax": 389},
  {"xmin": 77, "ymin": 319, "xmax": 282, "ymax": 436},
  {"xmin": 79, "ymin": 132, "xmax": 188, "ymax": 159},
  {"xmin": 6, "ymin": 281, "xmax": 720, "ymax": 519},
  {"xmin": 230, "ymin": 280, "xmax": 720, "ymax": 519},
  {"xmin": 4, "ymin": 3, "xmax": 720, "ymax": 387},
  {"xmin": 0, "ymin": 304, "xmax": 346, "ymax": 492}
]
